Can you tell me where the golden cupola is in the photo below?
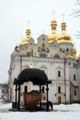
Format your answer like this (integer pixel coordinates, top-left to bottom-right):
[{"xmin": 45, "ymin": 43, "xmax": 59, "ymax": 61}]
[
  {"xmin": 58, "ymin": 21, "xmax": 72, "ymax": 43},
  {"xmin": 68, "ymin": 48, "xmax": 78, "ymax": 60},
  {"xmin": 48, "ymin": 20, "xmax": 58, "ymax": 43},
  {"xmin": 73, "ymin": 48, "xmax": 78, "ymax": 59},
  {"xmin": 20, "ymin": 28, "xmax": 31, "ymax": 45}
]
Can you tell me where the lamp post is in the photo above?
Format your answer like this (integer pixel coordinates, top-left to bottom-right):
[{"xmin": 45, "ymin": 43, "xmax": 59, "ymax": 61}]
[
  {"xmin": 29, "ymin": 50, "xmax": 33, "ymax": 68},
  {"xmin": 20, "ymin": 55, "xmax": 22, "ymax": 72},
  {"xmin": 64, "ymin": 58, "xmax": 66, "ymax": 104},
  {"xmin": 15, "ymin": 84, "xmax": 18, "ymax": 109},
  {"xmin": 17, "ymin": 85, "xmax": 21, "ymax": 111},
  {"xmin": 46, "ymin": 83, "xmax": 49, "ymax": 111}
]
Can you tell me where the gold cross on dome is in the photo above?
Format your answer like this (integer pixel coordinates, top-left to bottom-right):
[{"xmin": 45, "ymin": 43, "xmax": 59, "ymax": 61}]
[
  {"xmin": 52, "ymin": 10, "xmax": 55, "ymax": 19},
  {"xmin": 27, "ymin": 20, "xmax": 30, "ymax": 28},
  {"xmin": 62, "ymin": 13, "xmax": 65, "ymax": 21},
  {"xmin": 42, "ymin": 29, "xmax": 45, "ymax": 34}
]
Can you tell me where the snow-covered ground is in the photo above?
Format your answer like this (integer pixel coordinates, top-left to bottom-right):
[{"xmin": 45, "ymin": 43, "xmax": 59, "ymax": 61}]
[{"xmin": 0, "ymin": 103, "xmax": 80, "ymax": 120}]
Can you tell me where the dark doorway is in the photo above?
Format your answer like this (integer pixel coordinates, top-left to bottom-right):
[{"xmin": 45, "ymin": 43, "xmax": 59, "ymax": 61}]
[
  {"xmin": 25, "ymin": 86, "xmax": 27, "ymax": 93},
  {"xmin": 58, "ymin": 96, "xmax": 61, "ymax": 104}
]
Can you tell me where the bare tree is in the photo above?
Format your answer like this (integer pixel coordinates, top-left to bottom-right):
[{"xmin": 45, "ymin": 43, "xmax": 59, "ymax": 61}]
[
  {"xmin": 73, "ymin": 0, "xmax": 80, "ymax": 17},
  {"xmin": 72, "ymin": 0, "xmax": 80, "ymax": 38}
]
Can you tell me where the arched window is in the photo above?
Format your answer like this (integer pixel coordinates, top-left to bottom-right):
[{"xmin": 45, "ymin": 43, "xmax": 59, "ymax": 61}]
[
  {"xmin": 60, "ymin": 48, "xmax": 62, "ymax": 52},
  {"xmin": 74, "ymin": 74, "xmax": 76, "ymax": 80},
  {"xmin": 58, "ymin": 71, "xmax": 61, "ymax": 77},
  {"xmin": 54, "ymin": 54, "xmax": 59, "ymax": 58},
  {"xmin": 22, "ymin": 65, "xmax": 29, "ymax": 70},
  {"xmin": 40, "ymin": 65, "xmax": 48, "ymax": 75},
  {"xmin": 58, "ymin": 86, "xmax": 61, "ymax": 93},
  {"xmin": 56, "ymin": 66, "xmax": 63, "ymax": 79},
  {"xmin": 66, "ymin": 48, "xmax": 69, "ymax": 53}
]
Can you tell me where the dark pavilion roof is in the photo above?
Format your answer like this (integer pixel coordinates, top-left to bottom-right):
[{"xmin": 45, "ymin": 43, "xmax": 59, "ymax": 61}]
[{"xmin": 14, "ymin": 68, "xmax": 51, "ymax": 85}]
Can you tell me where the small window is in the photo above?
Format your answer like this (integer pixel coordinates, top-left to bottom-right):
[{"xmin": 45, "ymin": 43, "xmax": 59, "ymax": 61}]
[
  {"xmin": 66, "ymin": 48, "xmax": 69, "ymax": 53},
  {"xmin": 73, "ymin": 64, "xmax": 76, "ymax": 68},
  {"xmin": 58, "ymin": 71, "xmax": 61, "ymax": 77},
  {"xmin": 58, "ymin": 87, "xmax": 61, "ymax": 93},
  {"xmin": 74, "ymin": 74, "xmax": 76, "ymax": 80},
  {"xmin": 63, "ymin": 50, "xmax": 65, "ymax": 53},
  {"xmin": 74, "ymin": 90, "xmax": 77, "ymax": 96},
  {"xmin": 60, "ymin": 48, "xmax": 62, "ymax": 52},
  {"xmin": 43, "ymin": 38, "xmax": 45, "ymax": 41}
]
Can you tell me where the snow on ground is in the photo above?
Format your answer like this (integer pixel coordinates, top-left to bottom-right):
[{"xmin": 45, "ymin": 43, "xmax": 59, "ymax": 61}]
[
  {"xmin": 0, "ymin": 103, "xmax": 11, "ymax": 109},
  {"xmin": 54, "ymin": 104, "xmax": 80, "ymax": 111},
  {"xmin": 0, "ymin": 103, "xmax": 80, "ymax": 120}
]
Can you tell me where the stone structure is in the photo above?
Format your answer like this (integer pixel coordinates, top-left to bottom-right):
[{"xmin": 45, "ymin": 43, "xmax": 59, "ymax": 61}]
[
  {"xmin": 0, "ymin": 83, "xmax": 8, "ymax": 101},
  {"xmin": 8, "ymin": 19, "xmax": 80, "ymax": 104}
]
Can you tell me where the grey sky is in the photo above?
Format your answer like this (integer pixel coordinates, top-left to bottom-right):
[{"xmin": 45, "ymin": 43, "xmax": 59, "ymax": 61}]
[{"xmin": 0, "ymin": 0, "xmax": 80, "ymax": 83}]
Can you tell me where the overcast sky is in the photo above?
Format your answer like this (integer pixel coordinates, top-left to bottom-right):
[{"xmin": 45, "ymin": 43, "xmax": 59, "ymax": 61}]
[{"xmin": 0, "ymin": 0, "xmax": 80, "ymax": 83}]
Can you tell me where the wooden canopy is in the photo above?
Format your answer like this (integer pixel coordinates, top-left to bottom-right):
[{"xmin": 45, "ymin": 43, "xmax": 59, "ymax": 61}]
[{"xmin": 14, "ymin": 68, "xmax": 51, "ymax": 85}]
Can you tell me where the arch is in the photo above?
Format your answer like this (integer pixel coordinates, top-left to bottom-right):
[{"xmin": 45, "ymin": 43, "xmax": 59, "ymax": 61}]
[
  {"xmin": 22, "ymin": 64, "xmax": 29, "ymax": 70},
  {"xmin": 54, "ymin": 54, "xmax": 59, "ymax": 58},
  {"xmin": 17, "ymin": 68, "xmax": 50, "ymax": 85},
  {"xmin": 40, "ymin": 65, "xmax": 48, "ymax": 75},
  {"xmin": 40, "ymin": 65, "xmax": 47, "ymax": 68},
  {"xmin": 56, "ymin": 66, "xmax": 63, "ymax": 70}
]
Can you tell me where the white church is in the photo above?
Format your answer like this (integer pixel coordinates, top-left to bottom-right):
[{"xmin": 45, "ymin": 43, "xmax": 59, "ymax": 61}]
[{"xmin": 8, "ymin": 19, "xmax": 80, "ymax": 104}]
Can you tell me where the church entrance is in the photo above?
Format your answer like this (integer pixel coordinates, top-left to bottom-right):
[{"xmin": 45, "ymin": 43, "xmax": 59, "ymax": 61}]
[{"xmin": 58, "ymin": 96, "xmax": 61, "ymax": 104}]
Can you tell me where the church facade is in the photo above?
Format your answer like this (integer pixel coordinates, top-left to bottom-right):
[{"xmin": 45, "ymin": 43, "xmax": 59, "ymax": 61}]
[{"xmin": 8, "ymin": 19, "xmax": 80, "ymax": 104}]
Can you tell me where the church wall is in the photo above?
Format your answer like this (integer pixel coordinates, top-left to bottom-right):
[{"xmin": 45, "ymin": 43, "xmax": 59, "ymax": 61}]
[
  {"xmin": 9, "ymin": 53, "xmax": 80, "ymax": 103},
  {"xmin": 69, "ymin": 61, "xmax": 79, "ymax": 102},
  {"xmin": 76, "ymin": 64, "xmax": 80, "ymax": 102}
]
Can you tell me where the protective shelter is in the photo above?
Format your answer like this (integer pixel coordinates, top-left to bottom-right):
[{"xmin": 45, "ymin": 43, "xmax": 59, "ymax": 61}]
[{"xmin": 12, "ymin": 68, "xmax": 52, "ymax": 111}]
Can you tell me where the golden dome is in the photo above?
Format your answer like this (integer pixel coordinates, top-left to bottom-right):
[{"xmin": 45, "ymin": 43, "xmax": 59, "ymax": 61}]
[
  {"xmin": 73, "ymin": 48, "xmax": 76, "ymax": 52},
  {"xmin": 58, "ymin": 21, "xmax": 72, "ymax": 43},
  {"xmin": 51, "ymin": 20, "xmax": 57, "ymax": 26},
  {"xmin": 20, "ymin": 38, "xmax": 29, "ymax": 45},
  {"xmin": 58, "ymin": 33, "xmax": 72, "ymax": 43},
  {"xmin": 48, "ymin": 33, "xmax": 58, "ymax": 43},
  {"xmin": 73, "ymin": 48, "xmax": 77, "ymax": 56},
  {"xmin": 61, "ymin": 22, "xmax": 66, "ymax": 29},
  {"xmin": 48, "ymin": 20, "xmax": 58, "ymax": 43},
  {"xmin": 68, "ymin": 55, "xmax": 78, "ymax": 60},
  {"xmin": 20, "ymin": 28, "xmax": 31, "ymax": 45},
  {"xmin": 68, "ymin": 48, "xmax": 78, "ymax": 60},
  {"xmin": 26, "ymin": 28, "xmax": 31, "ymax": 36}
]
